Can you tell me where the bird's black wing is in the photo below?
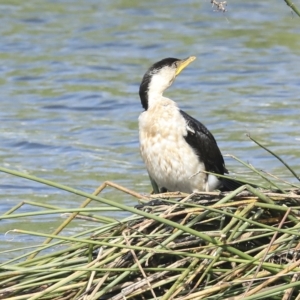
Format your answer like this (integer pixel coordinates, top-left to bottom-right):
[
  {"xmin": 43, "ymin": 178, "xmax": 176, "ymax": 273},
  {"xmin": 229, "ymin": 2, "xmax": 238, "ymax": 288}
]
[
  {"xmin": 180, "ymin": 110, "xmax": 227, "ymax": 176},
  {"xmin": 180, "ymin": 110, "xmax": 255, "ymax": 191}
]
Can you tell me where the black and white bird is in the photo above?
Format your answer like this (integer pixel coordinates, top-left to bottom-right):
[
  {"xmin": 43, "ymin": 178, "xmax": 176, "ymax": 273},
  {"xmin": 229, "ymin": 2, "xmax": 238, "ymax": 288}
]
[{"xmin": 138, "ymin": 56, "xmax": 242, "ymax": 194}]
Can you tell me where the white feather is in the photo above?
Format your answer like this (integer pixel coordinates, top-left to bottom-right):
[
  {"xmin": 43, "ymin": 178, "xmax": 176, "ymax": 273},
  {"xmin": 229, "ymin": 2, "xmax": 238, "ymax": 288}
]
[
  {"xmin": 139, "ymin": 63, "xmax": 221, "ymax": 193},
  {"xmin": 139, "ymin": 96, "xmax": 212, "ymax": 193}
]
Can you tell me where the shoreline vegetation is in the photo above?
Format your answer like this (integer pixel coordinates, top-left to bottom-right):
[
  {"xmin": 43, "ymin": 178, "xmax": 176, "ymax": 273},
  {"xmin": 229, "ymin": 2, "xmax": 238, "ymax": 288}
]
[{"xmin": 0, "ymin": 138, "xmax": 300, "ymax": 299}]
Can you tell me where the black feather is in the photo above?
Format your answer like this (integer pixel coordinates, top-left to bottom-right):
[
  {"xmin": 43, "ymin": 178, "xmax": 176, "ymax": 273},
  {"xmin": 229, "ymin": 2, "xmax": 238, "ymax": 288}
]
[
  {"xmin": 181, "ymin": 110, "xmax": 253, "ymax": 192},
  {"xmin": 220, "ymin": 178, "xmax": 244, "ymax": 191},
  {"xmin": 180, "ymin": 110, "xmax": 227, "ymax": 176}
]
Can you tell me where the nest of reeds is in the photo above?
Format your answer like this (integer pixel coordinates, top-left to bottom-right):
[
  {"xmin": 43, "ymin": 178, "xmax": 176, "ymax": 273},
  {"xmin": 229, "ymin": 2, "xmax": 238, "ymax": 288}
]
[{"xmin": 1, "ymin": 173, "xmax": 300, "ymax": 300}]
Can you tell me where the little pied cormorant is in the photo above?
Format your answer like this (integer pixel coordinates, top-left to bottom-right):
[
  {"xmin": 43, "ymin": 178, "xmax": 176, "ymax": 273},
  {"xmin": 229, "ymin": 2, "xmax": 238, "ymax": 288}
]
[{"xmin": 138, "ymin": 56, "xmax": 242, "ymax": 194}]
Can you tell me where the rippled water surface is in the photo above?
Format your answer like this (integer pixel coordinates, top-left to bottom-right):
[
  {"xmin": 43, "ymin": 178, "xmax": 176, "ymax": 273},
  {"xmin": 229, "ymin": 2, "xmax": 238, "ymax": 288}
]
[{"xmin": 1, "ymin": 0, "xmax": 300, "ymax": 259}]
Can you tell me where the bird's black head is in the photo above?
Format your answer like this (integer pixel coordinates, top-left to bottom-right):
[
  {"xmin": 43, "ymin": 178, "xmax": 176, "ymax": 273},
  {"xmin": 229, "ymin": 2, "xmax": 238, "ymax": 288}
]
[{"xmin": 139, "ymin": 56, "xmax": 196, "ymax": 110}]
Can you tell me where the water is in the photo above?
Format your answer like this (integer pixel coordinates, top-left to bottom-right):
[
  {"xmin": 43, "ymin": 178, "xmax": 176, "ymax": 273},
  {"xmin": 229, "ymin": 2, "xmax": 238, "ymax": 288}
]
[{"xmin": 1, "ymin": 0, "xmax": 300, "ymax": 260}]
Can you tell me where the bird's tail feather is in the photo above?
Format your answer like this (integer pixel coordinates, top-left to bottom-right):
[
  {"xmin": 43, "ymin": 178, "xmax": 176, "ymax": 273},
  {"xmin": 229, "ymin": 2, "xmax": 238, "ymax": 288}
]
[{"xmin": 220, "ymin": 177, "xmax": 256, "ymax": 191}]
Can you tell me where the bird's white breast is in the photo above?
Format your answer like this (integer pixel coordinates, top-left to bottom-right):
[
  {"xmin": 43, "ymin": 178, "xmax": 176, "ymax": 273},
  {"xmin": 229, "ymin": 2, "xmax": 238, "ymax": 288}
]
[{"xmin": 139, "ymin": 98, "xmax": 208, "ymax": 193}]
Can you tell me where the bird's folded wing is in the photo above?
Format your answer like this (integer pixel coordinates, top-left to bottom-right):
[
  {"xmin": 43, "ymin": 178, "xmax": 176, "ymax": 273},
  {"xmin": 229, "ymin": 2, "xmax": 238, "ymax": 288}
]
[{"xmin": 180, "ymin": 110, "xmax": 227, "ymax": 176}]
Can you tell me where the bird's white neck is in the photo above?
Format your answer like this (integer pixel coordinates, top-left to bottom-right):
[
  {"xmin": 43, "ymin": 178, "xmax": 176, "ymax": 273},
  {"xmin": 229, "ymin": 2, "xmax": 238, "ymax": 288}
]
[
  {"xmin": 146, "ymin": 72, "xmax": 174, "ymax": 109},
  {"xmin": 139, "ymin": 64, "xmax": 176, "ymax": 110},
  {"xmin": 147, "ymin": 95, "xmax": 177, "ymax": 111}
]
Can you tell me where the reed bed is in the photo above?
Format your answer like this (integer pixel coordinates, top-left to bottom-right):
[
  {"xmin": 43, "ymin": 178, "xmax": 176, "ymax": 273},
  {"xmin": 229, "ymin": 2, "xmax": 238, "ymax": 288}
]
[{"xmin": 1, "ymin": 139, "xmax": 300, "ymax": 300}]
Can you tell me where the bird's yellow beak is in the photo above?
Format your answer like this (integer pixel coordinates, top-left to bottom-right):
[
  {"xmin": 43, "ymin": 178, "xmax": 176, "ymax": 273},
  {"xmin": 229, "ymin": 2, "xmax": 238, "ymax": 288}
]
[{"xmin": 175, "ymin": 56, "xmax": 196, "ymax": 76}]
